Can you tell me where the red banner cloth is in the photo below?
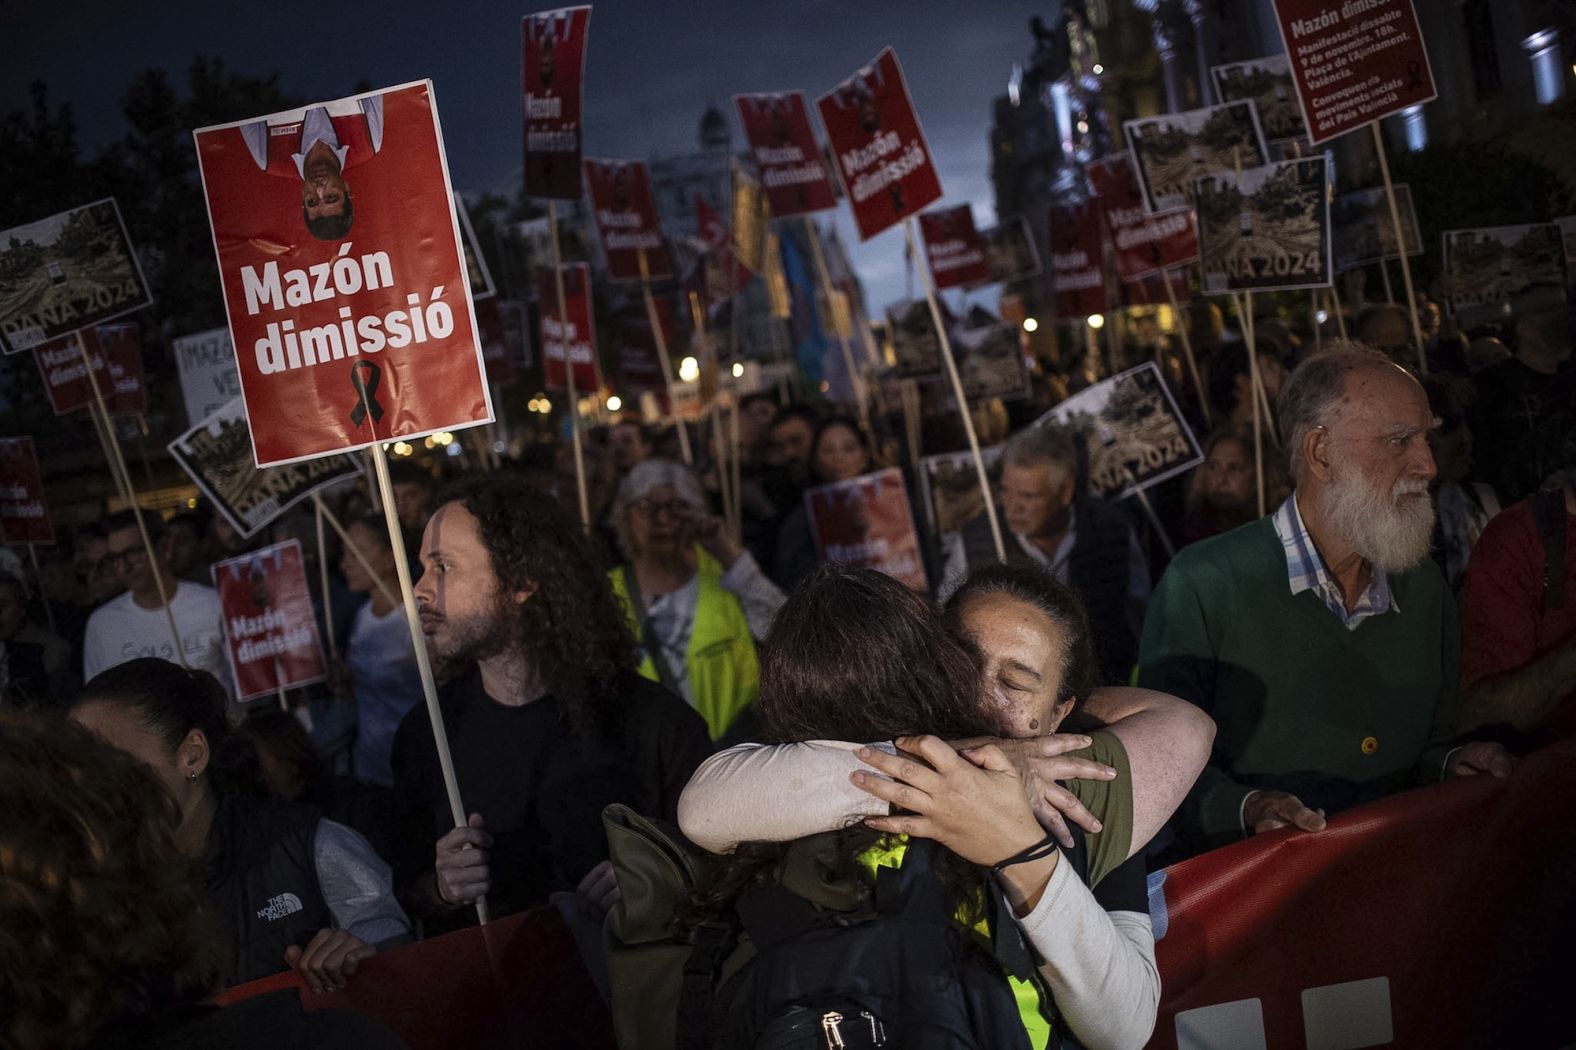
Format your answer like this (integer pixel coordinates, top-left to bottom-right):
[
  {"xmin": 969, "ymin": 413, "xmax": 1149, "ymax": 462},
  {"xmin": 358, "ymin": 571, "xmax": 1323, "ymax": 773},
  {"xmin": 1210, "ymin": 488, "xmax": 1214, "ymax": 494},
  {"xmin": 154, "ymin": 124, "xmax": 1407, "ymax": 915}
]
[
  {"xmin": 734, "ymin": 91, "xmax": 838, "ymax": 218},
  {"xmin": 817, "ymin": 48, "xmax": 942, "ymax": 241},
  {"xmin": 219, "ymin": 906, "xmax": 614, "ymax": 1049},
  {"xmin": 521, "ymin": 6, "xmax": 591, "ymax": 200},
  {"xmin": 1148, "ymin": 739, "xmax": 1576, "ymax": 1049}
]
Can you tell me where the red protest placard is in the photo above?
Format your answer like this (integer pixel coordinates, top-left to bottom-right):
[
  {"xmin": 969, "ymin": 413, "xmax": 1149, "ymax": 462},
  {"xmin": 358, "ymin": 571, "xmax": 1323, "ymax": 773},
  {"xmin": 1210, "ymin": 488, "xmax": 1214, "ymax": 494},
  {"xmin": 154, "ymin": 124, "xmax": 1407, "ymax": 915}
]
[
  {"xmin": 521, "ymin": 6, "xmax": 590, "ymax": 200},
  {"xmin": 212, "ymin": 540, "xmax": 327, "ymax": 703},
  {"xmin": 1048, "ymin": 201, "xmax": 1108, "ymax": 319},
  {"xmin": 193, "ymin": 81, "xmax": 492, "ymax": 468},
  {"xmin": 1271, "ymin": 0, "xmax": 1437, "ymax": 145},
  {"xmin": 804, "ymin": 467, "xmax": 929, "ymax": 593},
  {"xmin": 584, "ymin": 158, "xmax": 673, "ymax": 282},
  {"xmin": 1087, "ymin": 153, "xmax": 1200, "ymax": 282},
  {"xmin": 33, "ymin": 322, "xmax": 146, "ymax": 416},
  {"xmin": 918, "ymin": 204, "xmax": 990, "ymax": 289},
  {"xmin": 0, "ymin": 437, "xmax": 52, "ymax": 545},
  {"xmin": 614, "ymin": 301, "xmax": 671, "ymax": 393},
  {"xmin": 535, "ymin": 263, "xmax": 599, "ymax": 392},
  {"xmin": 817, "ymin": 48, "xmax": 943, "ymax": 241},
  {"xmin": 734, "ymin": 91, "xmax": 838, "ymax": 218}
]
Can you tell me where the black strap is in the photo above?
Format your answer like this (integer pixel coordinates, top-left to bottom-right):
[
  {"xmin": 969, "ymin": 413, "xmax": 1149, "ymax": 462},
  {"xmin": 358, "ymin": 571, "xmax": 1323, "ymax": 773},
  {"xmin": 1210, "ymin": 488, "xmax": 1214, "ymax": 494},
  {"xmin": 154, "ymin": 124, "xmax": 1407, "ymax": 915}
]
[
  {"xmin": 620, "ymin": 565, "xmax": 685, "ymax": 696},
  {"xmin": 1532, "ymin": 487, "xmax": 1568, "ymax": 611},
  {"xmin": 676, "ymin": 919, "xmax": 740, "ymax": 1050},
  {"xmin": 990, "ymin": 833, "xmax": 1059, "ymax": 875}
]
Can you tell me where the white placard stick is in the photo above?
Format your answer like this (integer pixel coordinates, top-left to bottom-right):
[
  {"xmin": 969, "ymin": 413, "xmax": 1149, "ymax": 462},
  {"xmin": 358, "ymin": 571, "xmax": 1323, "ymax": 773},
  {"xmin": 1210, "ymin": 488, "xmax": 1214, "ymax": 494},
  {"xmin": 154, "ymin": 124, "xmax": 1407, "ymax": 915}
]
[{"xmin": 548, "ymin": 200, "xmax": 592, "ymax": 529}]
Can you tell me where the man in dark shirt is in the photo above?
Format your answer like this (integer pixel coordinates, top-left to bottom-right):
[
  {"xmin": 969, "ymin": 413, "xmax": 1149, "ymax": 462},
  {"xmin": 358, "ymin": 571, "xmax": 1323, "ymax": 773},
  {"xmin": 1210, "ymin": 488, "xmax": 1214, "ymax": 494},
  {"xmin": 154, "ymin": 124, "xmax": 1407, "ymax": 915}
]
[{"xmin": 390, "ymin": 472, "xmax": 710, "ymax": 932}]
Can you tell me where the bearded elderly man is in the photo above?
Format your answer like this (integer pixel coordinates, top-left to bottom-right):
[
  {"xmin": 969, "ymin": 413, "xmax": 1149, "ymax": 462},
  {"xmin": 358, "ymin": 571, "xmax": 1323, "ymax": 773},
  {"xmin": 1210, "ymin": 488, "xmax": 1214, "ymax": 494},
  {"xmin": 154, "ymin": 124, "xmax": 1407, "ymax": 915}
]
[{"xmin": 1138, "ymin": 344, "xmax": 1513, "ymax": 855}]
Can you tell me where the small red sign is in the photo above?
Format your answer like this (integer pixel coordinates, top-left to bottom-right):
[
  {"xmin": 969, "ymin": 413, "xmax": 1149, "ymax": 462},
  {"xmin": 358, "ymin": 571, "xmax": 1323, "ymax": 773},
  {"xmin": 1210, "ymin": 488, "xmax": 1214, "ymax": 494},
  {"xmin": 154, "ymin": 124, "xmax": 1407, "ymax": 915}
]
[
  {"xmin": 212, "ymin": 540, "xmax": 328, "ymax": 703},
  {"xmin": 1087, "ymin": 153, "xmax": 1201, "ymax": 282},
  {"xmin": 1271, "ymin": 0, "xmax": 1437, "ymax": 145},
  {"xmin": 535, "ymin": 262, "xmax": 599, "ymax": 392},
  {"xmin": 34, "ymin": 322, "xmax": 146, "ymax": 416},
  {"xmin": 817, "ymin": 48, "xmax": 943, "ymax": 241},
  {"xmin": 804, "ymin": 467, "xmax": 929, "ymax": 593},
  {"xmin": 918, "ymin": 204, "xmax": 990, "ymax": 289},
  {"xmin": 584, "ymin": 158, "xmax": 673, "ymax": 282},
  {"xmin": 1048, "ymin": 201, "xmax": 1109, "ymax": 319},
  {"xmin": 521, "ymin": 6, "xmax": 591, "ymax": 200},
  {"xmin": 0, "ymin": 437, "xmax": 52, "ymax": 545},
  {"xmin": 734, "ymin": 91, "xmax": 838, "ymax": 218}
]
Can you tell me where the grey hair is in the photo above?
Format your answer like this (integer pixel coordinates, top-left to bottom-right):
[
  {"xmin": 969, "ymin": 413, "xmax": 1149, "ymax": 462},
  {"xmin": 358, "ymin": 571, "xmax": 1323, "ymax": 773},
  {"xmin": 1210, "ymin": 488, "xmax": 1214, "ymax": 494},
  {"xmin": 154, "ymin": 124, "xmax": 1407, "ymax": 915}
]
[
  {"xmin": 1005, "ymin": 424, "xmax": 1078, "ymax": 483},
  {"xmin": 1277, "ymin": 341, "xmax": 1406, "ymax": 482}
]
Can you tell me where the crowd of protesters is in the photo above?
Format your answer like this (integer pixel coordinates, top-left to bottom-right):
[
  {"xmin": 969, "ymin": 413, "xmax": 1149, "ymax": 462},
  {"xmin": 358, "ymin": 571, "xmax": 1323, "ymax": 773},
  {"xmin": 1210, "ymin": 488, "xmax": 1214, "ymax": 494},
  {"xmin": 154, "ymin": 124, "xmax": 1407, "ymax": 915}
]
[{"xmin": 2, "ymin": 278, "xmax": 1574, "ymax": 1050}]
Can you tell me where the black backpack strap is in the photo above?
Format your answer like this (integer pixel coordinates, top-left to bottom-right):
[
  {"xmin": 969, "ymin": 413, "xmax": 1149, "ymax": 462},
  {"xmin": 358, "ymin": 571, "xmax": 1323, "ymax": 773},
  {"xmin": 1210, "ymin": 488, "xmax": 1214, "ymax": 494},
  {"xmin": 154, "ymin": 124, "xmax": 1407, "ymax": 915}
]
[
  {"xmin": 1532, "ymin": 488, "xmax": 1568, "ymax": 611},
  {"xmin": 676, "ymin": 918, "xmax": 740, "ymax": 1050},
  {"xmin": 620, "ymin": 564, "xmax": 685, "ymax": 697}
]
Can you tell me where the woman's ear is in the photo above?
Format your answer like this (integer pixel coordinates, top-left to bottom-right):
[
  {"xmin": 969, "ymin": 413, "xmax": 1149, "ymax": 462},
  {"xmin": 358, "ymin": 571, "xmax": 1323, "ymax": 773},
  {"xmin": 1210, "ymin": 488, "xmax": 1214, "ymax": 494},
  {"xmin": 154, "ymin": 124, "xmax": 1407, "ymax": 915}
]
[{"xmin": 179, "ymin": 728, "xmax": 211, "ymax": 781}]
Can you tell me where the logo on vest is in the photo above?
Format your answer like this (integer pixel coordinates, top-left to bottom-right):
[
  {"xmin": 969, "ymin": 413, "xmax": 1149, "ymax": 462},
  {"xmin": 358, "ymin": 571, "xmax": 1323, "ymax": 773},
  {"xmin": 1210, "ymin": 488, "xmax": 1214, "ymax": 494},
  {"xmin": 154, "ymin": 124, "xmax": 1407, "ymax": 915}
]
[{"xmin": 256, "ymin": 892, "xmax": 304, "ymax": 922}]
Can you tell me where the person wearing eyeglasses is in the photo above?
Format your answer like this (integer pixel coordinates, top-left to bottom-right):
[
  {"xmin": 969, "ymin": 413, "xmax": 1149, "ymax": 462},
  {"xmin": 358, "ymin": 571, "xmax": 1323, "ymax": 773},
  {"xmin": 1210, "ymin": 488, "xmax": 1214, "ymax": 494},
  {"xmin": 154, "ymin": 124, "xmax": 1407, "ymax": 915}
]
[
  {"xmin": 81, "ymin": 510, "xmax": 232, "ymax": 697},
  {"xmin": 609, "ymin": 459, "xmax": 786, "ymax": 742}
]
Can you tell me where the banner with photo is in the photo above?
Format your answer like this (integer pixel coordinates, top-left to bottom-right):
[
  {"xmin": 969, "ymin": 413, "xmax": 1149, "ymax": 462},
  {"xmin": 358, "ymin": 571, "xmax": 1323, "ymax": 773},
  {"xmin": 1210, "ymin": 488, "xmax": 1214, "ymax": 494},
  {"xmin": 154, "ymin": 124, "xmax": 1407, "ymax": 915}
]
[
  {"xmin": 584, "ymin": 158, "xmax": 673, "ymax": 281},
  {"xmin": 919, "ymin": 444, "xmax": 1003, "ymax": 540},
  {"xmin": 34, "ymin": 321, "xmax": 146, "ymax": 416},
  {"xmin": 1210, "ymin": 54, "xmax": 1307, "ymax": 147},
  {"xmin": 0, "ymin": 437, "xmax": 52, "ymax": 545},
  {"xmin": 1087, "ymin": 153, "xmax": 1200, "ymax": 283},
  {"xmin": 949, "ymin": 314, "xmax": 1030, "ymax": 403},
  {"xmin": 734, "ymin": 91, "xmax": 838, "ymax": 218},
  {"xmin": 193, "ymin": 80, "xmax": 492, "ymax": 467},
  {"xmin": 918, "ymin": 204, "xmax": 989, "ymax": 289},
  {"xmin": 535, "ymin": 262, "xmax": 599, "ymax": 392},
  {"xmin": 1331, "ymin": 184, "xmax": 1423, "ymax": 272},
  {"xmin": 980, "ymin": 217, "xmax": 1043, "ymax": 285},
  {"xmin": 1048, "ymin": 200, "xmax": 1108, "ymax": 318},
  {"xmin": 1441, "ymin": 223, "xmax": 1567, "ymax": 320},
  {"xmin": 521, "ymin": 5, "xmax": 591, "ymax": 200},
  {"xmin": 885, "ymin": 297, "xmax": 946, "ymax": 380},
  {"xmin": 804, "ymin": 467, "xmax": 928, "ymax": 593},
  {"xmin": 1033, "ymin": 362, "xmax": 1202, "ymax": 500},
  {"xmin": 1195, "ymin": 156, "xmax": 1333, "ymax": 294},
  {"xmin": 168, "ymin": 398, "xmax": 362, "ymax": 539},
  {"xmin": 212, "ymin": 539, "xmax": 328, "ymax": 703},
  {"xmin": 173, "ymin": 327, "xmax": 243, "ymax": 426},
  {"xmin": 1124, "ymin": 101, "xmax": 1268, "ymax": 213},
  {"xmin": 0, "ymin": 198, "xmax": 152, "ymax": 355},
  {"xmin": 817, "ymin": 48, "xmax": 943, "ymax": 241}
]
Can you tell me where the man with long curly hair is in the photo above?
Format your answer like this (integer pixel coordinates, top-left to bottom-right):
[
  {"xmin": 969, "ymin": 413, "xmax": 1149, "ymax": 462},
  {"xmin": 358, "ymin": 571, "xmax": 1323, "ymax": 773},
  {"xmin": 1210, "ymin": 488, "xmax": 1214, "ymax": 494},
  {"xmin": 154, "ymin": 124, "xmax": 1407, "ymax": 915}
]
[{"xmin": 389, "ymin": 471, "xmax": 711, "ymax": 934}]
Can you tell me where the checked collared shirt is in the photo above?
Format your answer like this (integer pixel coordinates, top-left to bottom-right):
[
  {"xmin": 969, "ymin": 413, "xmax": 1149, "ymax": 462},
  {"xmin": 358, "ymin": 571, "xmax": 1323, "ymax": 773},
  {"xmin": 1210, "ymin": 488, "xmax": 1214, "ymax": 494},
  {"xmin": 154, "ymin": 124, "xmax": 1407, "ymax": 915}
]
[{"xmin": 1271, "ymin": 493, "xmax": 1398, "ymax": 630}]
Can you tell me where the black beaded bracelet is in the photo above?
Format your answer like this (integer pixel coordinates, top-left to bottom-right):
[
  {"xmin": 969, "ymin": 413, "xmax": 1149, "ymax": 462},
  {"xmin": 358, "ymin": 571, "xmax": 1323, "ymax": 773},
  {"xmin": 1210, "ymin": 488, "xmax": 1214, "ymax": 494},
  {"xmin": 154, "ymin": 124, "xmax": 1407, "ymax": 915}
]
[{"xmin": 990, "ymin": 833, "xmax": 1059, "ymax": 874}]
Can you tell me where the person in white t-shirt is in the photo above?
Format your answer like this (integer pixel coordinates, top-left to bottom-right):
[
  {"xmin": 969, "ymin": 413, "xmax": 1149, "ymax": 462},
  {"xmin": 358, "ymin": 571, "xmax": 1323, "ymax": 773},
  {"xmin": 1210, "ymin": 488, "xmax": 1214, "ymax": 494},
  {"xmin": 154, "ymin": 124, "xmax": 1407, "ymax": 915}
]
[{"xmin": 82, "ymin": 510, "xmax": 232, "ymax": 695}]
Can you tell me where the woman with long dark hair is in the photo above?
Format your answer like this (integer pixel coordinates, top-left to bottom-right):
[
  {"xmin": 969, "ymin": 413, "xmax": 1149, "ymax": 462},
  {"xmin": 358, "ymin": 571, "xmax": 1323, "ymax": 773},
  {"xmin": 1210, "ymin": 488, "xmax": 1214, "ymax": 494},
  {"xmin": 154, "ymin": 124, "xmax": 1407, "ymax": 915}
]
[{"xmin": 68, "ymin": 658, "xmax": 410, "ymax": 992}]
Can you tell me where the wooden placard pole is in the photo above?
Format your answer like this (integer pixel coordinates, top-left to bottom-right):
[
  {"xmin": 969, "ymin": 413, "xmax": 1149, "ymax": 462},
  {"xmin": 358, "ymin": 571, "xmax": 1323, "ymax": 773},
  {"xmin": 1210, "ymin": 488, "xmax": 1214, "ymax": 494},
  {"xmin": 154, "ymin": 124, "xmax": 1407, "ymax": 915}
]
[
  {"xmin": 728, "ymin": 393, "xmax": 743, "ymax": 544},
  {"xmin": 368, "ymin": 441, "xmax": 488, "ymax": 926},
  {"xmin": 274, "ymin": 657, "xmax": 289, "ymax": 714},
  {"xmin": 803, "ymin": 216, "xmax": 871, "ymax": 433},
  {"xmin": 76, "ymin": 332, "xmax": 187, "ymax": 669},
  {"xmin": 26, "ymin": 544, "xmax": 58, "ymax": 637},
  {"xmin": 547, "ymin": 200, "xmax": 592, "ymax": 529},
  {"xmin": 1160, "ymin": 271, "xmax": 1210, "ymax": 427},
  {"xmin": 903, "ymin": 217, "xmax": 1005, "ymax": 563},
  {"xmin": 314, "ymin": 492, "xmax": 399, "ymax": 609},
  {"xmin": 636, "ymin": 246, "xmax": 693, "ymax": 466},
  {"xmin": 313, "ymin": 496, "xmax": 340, "ymax": 666},
  {"xmin": 1370, "ymin": 121, "xmax": 1427, "ymax": 374}
]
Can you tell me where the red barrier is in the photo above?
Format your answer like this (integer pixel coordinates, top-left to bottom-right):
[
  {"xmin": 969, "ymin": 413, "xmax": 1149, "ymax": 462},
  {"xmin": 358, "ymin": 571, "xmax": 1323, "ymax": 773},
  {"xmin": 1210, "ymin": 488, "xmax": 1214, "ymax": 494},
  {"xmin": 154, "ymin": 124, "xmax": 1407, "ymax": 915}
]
[
  {"xmin": 1147, "ymin": 740, "xmax": 1576, "ymax": 1049},
  {"xmin": 224, "ymin": 744, "xmax": 1576, "ymax": 1049}
]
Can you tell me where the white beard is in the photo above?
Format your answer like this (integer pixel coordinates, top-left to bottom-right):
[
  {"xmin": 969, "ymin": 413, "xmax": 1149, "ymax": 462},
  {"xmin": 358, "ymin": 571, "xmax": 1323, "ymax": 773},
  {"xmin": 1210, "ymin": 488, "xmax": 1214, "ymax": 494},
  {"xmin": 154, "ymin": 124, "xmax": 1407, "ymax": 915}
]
[{"xmin": 1319, "ymin": 465, "xmax": 1436, "ymax": 573}]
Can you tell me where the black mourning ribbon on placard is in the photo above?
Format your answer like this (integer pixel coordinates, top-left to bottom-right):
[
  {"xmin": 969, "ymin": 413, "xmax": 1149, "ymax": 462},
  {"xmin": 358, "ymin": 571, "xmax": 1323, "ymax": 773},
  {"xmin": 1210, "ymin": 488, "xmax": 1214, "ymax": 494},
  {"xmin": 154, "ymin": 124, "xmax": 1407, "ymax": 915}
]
[
  {"xmin": 349, "ymin": 361, "xmax": 385, "ymax": 427},
  {"xmin": 1406, "ymin": 62, "xmax": 1423, "ymax": 90}
]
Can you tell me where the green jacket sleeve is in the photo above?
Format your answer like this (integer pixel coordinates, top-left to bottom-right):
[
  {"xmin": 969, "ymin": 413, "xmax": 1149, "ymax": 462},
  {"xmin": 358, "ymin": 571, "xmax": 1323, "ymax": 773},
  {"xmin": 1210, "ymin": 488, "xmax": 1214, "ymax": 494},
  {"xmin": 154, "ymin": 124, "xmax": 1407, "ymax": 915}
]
[
  {"xmin": 1136, "ymin": 556, "xmax": 1253, "ymax": 848},
  {"xmin": 1067, "ymin": 730, "xmax": 1133, "ymax": 887},
  {"xmin": 1416, "ymin": 582, "xmax": 1462, "ymax": 782}
]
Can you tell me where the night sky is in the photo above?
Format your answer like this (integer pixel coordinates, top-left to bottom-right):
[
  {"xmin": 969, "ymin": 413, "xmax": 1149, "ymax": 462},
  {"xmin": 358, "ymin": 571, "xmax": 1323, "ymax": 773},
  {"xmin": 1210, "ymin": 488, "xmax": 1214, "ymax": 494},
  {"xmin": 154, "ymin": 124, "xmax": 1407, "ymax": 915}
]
[{"xmin": 3, "ymin": 0, "xmax": 1055, "ymax": 311}]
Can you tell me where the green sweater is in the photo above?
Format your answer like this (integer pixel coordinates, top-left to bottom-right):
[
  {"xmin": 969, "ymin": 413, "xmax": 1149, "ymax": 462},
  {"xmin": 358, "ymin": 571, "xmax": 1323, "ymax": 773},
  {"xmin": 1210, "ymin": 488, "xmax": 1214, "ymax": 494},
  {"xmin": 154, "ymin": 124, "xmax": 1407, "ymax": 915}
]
[{"xmin": 1137, "ymin": 516, "xmax": 1459, "ymax": 849}]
